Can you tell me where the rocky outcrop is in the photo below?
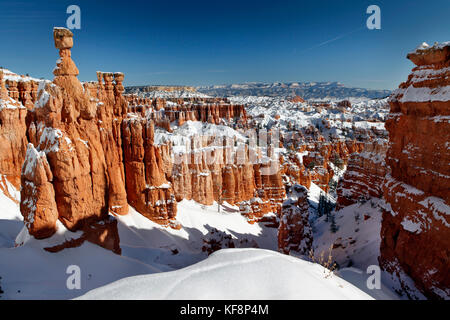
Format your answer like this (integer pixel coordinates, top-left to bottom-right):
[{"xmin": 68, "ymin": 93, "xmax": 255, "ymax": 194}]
[
  {"xmin": 20, "ymin": 144, "xmax": 59, "ymax": 239},
  {"xmin": 0, "ymin": 70, "xmax": 28, "ymax": 190},
  {"xmin": 337, "ymin": 100, "xmax": 352, "ymax": 109},
  {"xmin": 122, "ymin": 117, "xmax": 177, "ymax": 226},
  {"xmin": 125, "ymin": 95, "xmax": 248, "ymax": 128},
  {"xmin": 238, "ymin": 158, "xmax": 286, "ymax": 222},
  {"xmin": 20, "ymin": 28, "xmax": 127, "ymax": 252},
  {"xmin": 379, "ymin": 42, "xmax": 450, "ymax": 299},
  {"xmin": 44, "ymin": 216, "xmax": 121, "ymax": 254},
  {"xmin": 289, "ymin": 95, "xmax": 305, "ymax": 103},
  {"xmin": 278, "ymin": 184, "xmax": 312, "ymax": 255},
  {"xmin": 282, "ymin": 138, "xmax": 364, "ymax": 194},
  {"xmin": 336, "ymin": 139, "xmax": 388, "ymax": 209}
]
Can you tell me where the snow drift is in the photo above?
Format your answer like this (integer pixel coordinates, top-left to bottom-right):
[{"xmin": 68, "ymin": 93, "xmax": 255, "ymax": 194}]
[{"xmin": 77, "ymin": 248, "xmax": 373, "ymax": 300}]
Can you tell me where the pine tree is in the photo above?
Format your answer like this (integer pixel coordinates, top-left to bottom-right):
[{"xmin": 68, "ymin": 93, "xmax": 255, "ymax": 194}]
[
  {"xmin": 330, "ymin": 214, "xmax": 338, "ymax": 233},
  {"xmin": 318, "ymin": 192, "xmax": 324, "ymax": 217}
]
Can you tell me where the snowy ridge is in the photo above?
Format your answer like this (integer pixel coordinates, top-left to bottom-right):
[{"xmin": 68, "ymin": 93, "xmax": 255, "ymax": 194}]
[
  {"xmin": 0, "ymin": 69, "xmax": 42, "ymax": 83},
  {"xmin": 230, "ymin": 96, "xmax": 388, "ymax": 139},
  {"xmin": 197, "ymin": 82, "xmax": 391, "ymax": 99},
  {"xmin": 408, "ymin": 41, "xmax": 450, "ymax": 55},
  {"xmin": 392, "ymin": 85, "xmax": 450, "ymax": 103},
  {"xmin": 77, "ymin": 248, "xmax": 373, "ymax": 300},
  {"xmin": 126, "ymin": 89, "xmax": 211, "ymax": 99}
]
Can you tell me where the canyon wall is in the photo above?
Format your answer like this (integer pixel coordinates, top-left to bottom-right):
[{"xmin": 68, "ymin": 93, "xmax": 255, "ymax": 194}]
[
  {"xmin": 0, "ymin": 70, "xmax": 28, "ymax": 191},
  {"xmin": 336, "ymin": 139, "xmax": 388, "ymax": 209},
  {"xmin": 278, "ymin": 184, "xmax": 312, "ymax": 255},
  {"xmin": 379, "ymin": 42, "xmax": 450, "ymax": 299}
]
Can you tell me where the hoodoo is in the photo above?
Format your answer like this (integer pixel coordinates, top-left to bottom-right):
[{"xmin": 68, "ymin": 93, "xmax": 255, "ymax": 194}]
[
  {"xmin": 20, "ymin": 28, "xmax": 126, "ymax": 252},
  {"xmin": 0, "ymin": 70, "xmax": 28, "ymax": 191}
]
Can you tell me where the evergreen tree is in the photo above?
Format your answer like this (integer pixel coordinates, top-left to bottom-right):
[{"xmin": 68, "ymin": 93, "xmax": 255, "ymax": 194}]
[
  {"xmin": 330, "ymin": 214, "xmax": 338, "ymax": 233},
  {"xmin": 318, "ymin": 192, "xmax": 324, "ymax": 217}
]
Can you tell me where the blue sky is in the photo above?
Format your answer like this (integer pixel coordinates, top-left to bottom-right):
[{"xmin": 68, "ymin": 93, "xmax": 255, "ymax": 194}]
[{"xmin": 0, "ymin": 0, "xmax": 449, "ymax": 89}]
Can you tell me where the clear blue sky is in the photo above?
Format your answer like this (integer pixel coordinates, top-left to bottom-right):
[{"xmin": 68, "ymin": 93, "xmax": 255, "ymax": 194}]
[{"xmin": 1, "ymin": 0, "xmax": 449, "ymax": 89}]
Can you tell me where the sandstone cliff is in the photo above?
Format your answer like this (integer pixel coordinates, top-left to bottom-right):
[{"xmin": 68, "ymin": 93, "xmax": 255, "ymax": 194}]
[
  {"xmin": 336, "ymin": 139, "xmax": 388, "ymax": 209},
  {"xmin": 19, "ymin": 28, "xmax": 128, "ymax": 252},
  {"xmin": 379, "ymin": 42, "xmax": 450, "ymax": 299},
  {"xmin": 278, "ymin": 184, "xmax": 312, "ymax": 255},
  {"xmin": 0, "ymin": 70, "xmax": 28, "ymax": 190}
]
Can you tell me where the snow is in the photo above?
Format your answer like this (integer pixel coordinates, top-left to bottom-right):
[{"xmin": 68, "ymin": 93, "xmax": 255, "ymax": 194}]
[
  {"xmin": 77, "ymin": 248, "xmax": 373, "ymax": 300},
  {"xmin": 38, "ymin": 127, "xmax": 64, "ymax": 153},
  {"xmin": 415, "ymin": 42, "xmax": 430, "ymax": 51},
  {"xmin": 419, "ymin": 196, "xmax": 450, "ymax": 228},
  {"xmin": 0, "ymin": 69, "xmax": 42, "ymax": 83},
  {"xmin": 409, "ymin": 67, "xmax": 450, "ymax": 84},
  {"xmin": 155, "ymin": 120, "xmax": 247, "ymax": 147},
  {"xmin": 409, "ymin": 41, "xmax": 450, "ymax": 54},
  {"xmin": 396, "ymin": 85, "xmax": 450, "ymax": 103},
  {"xmin": 311, "ymin": 199, "xmax": 401, "ymax": 300},
  {"xmin": 229, "ymin": 96, "xmax": 388, "ymax": 141},
  {"xmin": 22, "ymin": 144, "xmax": 45, "ymax": 177},
  {"xmin": 0, "ymin": 180, "xmax": 381, "ymax": 301},
  {"xmin": 35, "ymin": 81, "xmax": 51, "ymax": 108},
  {"xmin": 401, "ymin": 218, "xmax": 423, "ymax": 234},
  {"xmin": 0, "ymin": 98, "xmax": 24, "ymax": 111},
  {"xmin": 0, "ymin": 194, "xmax": 282, "ymax": 299},
  {"xmin": 0, "ymin": 181, "xmax": 23, "ymax": 249},
  {"xmin": 128, "ymin": 89, "xmax": 211, "ymax": 99}
]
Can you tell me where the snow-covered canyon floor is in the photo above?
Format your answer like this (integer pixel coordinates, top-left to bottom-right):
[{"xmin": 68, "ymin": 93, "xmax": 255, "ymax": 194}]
[{"xmin": 0, "ymin": 180, "xmax": 398, "ymax": 300}]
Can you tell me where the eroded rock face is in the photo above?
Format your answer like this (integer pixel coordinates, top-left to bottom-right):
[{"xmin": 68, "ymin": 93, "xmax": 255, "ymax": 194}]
[
  {"xmin": 125, "ymin": 95, "xmax": 248, "ymax": 129},
  {"xmin": 379, "ymin": 42, "xmax": 450, "ymax": 299},
  {"xmin": 20, "ymin": 144, "xmax": 58, "ymax": 239},
  {"xmin": 0, "ymin": 70, "xmax": 28, "ymax": 189},
  {"xmin": 20, "ymin": 28, "xmax": 128, "ymax": 252},
  {"xmin": 278, "ymin": 184, "xmax": 312, "ymax": 255},
  {"xmin": 44, "ymin": 216, "xmax": 121, "ymax": 254},
  {"xmin": 122, "ymin": 118, "xmax": 177, "ymax": 225},
  {"xmin": 336, "ymin": 139, "xmax": 388, "ymax": 209}
]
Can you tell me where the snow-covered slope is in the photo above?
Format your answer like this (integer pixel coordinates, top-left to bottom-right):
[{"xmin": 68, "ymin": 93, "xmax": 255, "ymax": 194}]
[
  {"xmin": 230, "ymin": 96, "xmax": 388, "ymax": 140},
  {"xmin": 116, "ymin": 200, "xmax": 278, "ymax": 271},
  {"xmin": 0, "ymin": 183, "xmax": 377, "ymax": 300},
  {"xmin": 0, "ymin": 191, "xmax": 279, "ymax": 299},
  {"xmin": 77, "ymin": 248, "xmax": 373, "ymax": 300},
  {"xmin": 311, "ymin": 198, "xmax": 405, "ymax": 300},
  {"xmin": 1, "ymin": 69, "xmax": 42, "ymax": 83}
]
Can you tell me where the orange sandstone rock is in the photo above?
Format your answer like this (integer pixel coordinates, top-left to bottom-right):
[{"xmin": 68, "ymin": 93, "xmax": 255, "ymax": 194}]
[
  {"xmin": 278, "ymin": 184, "xmax": 312, "ymax": 255},
  {"xmin": 20, "ymin": 28, "xmax": 128, "ymax": 252},
  {"xmin": 336, "ymin": 139, "xmax": 388, "ymax": 209},
  {"xmin": 380, "ymin": 42, "xmax": 450, "ymax": 299}
]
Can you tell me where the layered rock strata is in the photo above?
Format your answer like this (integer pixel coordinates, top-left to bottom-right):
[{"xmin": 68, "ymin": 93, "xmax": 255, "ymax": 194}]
[
  {"xmin": 336, "ymin": 139, "xmax": 388, "ymax": 209},
  {"xmin": 379, "ymin": 42, "xmax": 450, "ymax": 299},
  {"xmin": 0, "ymin": 70, "xmax": 28, "ymax": 189},
  {"xmin": 20, "ymin": 28, "xmax": 128, "ymax": 250}
]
